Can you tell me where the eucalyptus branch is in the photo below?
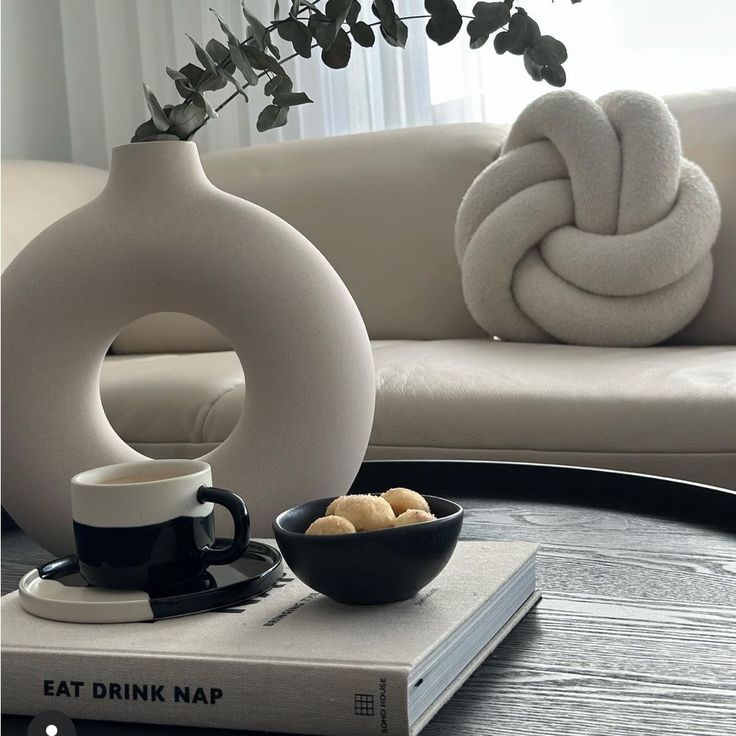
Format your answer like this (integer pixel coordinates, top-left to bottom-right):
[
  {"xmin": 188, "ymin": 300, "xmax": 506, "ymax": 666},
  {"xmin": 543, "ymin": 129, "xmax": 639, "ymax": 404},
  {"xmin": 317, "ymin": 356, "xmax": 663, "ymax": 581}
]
[{"xmin": 133, "ymin": 1, "xmax": 580, "ymax": 142}]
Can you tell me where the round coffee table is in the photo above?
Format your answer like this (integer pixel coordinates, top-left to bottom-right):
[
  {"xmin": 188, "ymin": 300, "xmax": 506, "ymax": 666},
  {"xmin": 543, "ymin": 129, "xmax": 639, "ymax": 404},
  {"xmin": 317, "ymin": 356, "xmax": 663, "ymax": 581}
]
[{"xmin": 2, "ymin": 460, "xmax": 735, "ymax": 735}]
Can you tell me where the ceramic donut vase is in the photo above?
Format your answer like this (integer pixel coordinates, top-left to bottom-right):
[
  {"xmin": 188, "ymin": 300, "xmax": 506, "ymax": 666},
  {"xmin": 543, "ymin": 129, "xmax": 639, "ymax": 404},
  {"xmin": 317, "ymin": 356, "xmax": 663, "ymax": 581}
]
[{"xmin": 1, "ymin": 141, "xmax": 376, "ymax": 555}]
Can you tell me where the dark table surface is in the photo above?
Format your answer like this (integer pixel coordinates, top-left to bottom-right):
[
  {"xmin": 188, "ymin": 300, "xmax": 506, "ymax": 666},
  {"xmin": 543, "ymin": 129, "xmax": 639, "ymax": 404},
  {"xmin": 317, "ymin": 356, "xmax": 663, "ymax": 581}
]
[{"xmin": 2, "ymin": 460, "xmax": 735, "ymax": 736}]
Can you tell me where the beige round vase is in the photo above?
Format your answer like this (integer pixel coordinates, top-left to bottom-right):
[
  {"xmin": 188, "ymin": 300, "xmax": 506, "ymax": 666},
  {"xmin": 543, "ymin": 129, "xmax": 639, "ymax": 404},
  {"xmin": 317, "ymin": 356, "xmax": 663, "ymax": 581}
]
[{"xmin": 2, "ymin": 141, "xmax": 376, "ymax": 555}]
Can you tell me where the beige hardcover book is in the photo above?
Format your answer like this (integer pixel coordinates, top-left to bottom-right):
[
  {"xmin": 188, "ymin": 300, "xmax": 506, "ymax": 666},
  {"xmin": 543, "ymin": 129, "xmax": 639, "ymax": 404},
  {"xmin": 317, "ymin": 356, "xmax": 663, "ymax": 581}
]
[{"xmin": 1, "ymin": 540, "xmax": 540, "ymax": 735}]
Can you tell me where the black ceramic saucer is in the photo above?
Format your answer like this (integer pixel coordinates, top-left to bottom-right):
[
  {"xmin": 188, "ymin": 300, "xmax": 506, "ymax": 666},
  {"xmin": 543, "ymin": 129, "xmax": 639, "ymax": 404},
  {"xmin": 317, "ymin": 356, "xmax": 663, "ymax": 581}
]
[{"xmin": 19, "ymin": 540, "xmax": 283, "ymax": 623}]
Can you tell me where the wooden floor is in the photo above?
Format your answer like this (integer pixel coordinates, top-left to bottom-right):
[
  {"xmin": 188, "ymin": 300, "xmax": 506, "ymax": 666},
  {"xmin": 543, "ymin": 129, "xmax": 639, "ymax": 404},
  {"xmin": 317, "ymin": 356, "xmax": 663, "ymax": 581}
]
[{"xmin": 3, "ymin": 481, "xmax": 735, "ymax": 735}]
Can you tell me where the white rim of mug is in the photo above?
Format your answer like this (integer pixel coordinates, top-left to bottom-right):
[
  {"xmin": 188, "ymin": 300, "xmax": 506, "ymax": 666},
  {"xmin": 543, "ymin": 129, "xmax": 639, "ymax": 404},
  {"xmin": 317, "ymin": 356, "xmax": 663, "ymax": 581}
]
[{"xmin": 71, "ymin": 459, "xmax": 211, "ymax": 489}]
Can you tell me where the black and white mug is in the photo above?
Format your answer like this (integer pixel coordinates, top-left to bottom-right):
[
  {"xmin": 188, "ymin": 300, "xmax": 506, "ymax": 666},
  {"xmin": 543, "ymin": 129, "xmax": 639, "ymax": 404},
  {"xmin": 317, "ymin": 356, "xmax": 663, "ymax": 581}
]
[{"xmin": 71, "ymin": 459, "xmax": 249, "ymax": 591}]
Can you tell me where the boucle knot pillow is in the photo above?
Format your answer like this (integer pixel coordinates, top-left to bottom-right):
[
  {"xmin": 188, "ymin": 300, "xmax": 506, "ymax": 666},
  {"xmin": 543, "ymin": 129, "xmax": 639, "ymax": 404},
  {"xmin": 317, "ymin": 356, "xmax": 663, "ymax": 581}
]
[{"xmin": 455, "ymin": 89, "xmax": 721, "ymax": 347}]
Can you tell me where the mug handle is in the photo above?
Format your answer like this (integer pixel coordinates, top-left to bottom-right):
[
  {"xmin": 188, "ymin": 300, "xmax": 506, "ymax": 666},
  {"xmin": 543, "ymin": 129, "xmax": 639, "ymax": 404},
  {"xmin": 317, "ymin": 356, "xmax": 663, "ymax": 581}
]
[{"xmin": 196, "ymin": 486, "xmax": 250, "ymax": 565}]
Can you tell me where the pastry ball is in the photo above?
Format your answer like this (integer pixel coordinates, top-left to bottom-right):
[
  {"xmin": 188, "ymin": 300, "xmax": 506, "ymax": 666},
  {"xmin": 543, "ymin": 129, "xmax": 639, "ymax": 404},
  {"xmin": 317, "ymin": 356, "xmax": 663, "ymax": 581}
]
[
  {"xmin": 381, "ymin": 487, "xmax": 430, "ymax": 516},
  {"xmin": 327, "ymin": 494, "xmax": 395, "ymax": 531},
  {"xmin": 305, "ymin": 515, "xmax": 356, "ymax": 535},
  {"xmin": 325, "ymin": 496, "xmax": 346, "ymax": 516},
  {"xmin": 394, "ymin": 509, "xmax": 436, "ymax": 527}
]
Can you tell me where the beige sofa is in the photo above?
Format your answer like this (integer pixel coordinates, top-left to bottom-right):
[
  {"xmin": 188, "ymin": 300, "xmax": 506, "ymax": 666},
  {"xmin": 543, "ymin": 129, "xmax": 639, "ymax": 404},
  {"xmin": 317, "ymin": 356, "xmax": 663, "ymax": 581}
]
[{"xmin": 3, "ymin": 89, "xmax": 735, "ymax": 489}]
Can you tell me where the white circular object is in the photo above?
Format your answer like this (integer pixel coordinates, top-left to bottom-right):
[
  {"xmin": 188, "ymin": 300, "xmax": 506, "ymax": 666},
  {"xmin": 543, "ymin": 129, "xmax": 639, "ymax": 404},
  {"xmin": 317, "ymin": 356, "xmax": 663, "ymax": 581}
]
[
  {"xmin": 455, "ymin": 90, "xmax": 720, "ymax": 347},
  {"xmin": 2, "ymin": 142, "xmax": 375, "ymax": 555}
]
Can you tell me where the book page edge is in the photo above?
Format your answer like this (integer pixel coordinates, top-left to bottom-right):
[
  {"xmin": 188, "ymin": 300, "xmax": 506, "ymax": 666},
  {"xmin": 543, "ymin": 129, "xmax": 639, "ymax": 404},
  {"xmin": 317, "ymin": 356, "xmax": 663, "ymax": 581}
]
[{"xmin": 410, "ymin": 588, "xmax": 542, "ymax": 736}]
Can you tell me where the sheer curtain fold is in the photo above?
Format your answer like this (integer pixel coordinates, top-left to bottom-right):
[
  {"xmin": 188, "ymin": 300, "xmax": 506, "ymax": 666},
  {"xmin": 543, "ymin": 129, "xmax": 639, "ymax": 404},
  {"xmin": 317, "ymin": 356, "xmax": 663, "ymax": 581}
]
[{"xmin": 4, "ymin": 0, "xmax": 734, "ymax": 167}]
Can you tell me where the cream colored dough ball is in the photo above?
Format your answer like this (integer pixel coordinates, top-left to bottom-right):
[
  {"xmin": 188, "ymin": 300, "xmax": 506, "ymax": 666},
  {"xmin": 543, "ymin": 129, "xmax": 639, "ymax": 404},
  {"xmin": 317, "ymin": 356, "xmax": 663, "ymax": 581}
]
[
  {"xmin": 305, "ymin": 515, "xmax": 356, "ymax": 535},
  {"xmin": 327, "ymin": 494, "xmax": 395, "ymax": 531},
  {"xmin": 325, "ymin": 496, "xmax": 346, "ymax": 516},
  {"xmin": 394, "ymin": 509, "xmax": 436, "ymax": 527},
  {"xmin": 381, "ymin": 487, "xmax": 430, "ymax": 516}
]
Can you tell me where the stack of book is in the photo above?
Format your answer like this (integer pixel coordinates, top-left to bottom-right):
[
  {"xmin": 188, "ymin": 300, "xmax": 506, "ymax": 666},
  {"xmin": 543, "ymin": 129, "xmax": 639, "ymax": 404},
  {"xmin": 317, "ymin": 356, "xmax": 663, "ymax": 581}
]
[{"xmin": 2, "ymin": 540, "xmax": 540, "ymax": 735}]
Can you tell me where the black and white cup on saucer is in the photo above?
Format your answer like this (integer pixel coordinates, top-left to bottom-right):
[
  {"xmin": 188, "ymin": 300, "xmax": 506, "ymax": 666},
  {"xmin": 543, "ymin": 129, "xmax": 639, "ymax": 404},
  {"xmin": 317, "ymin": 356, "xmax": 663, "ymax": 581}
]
[{"xmin": 71, "ymin": 459, "xmax": 249, "ymax": 592}]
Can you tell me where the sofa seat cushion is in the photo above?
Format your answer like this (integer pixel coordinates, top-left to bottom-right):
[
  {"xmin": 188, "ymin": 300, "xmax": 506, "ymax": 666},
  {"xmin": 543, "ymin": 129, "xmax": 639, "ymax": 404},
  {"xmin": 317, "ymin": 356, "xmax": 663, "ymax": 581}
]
[
  {"xmin": 101, "ymin": 352, "xmax": 244, "ymax": 459},
  {"xmin": 370, "ymin": 340, "xmax": 734, "ymax": 452},
  {"xmin": 100, "ymin": 340, "xmax": 736, "ymax": 487}
]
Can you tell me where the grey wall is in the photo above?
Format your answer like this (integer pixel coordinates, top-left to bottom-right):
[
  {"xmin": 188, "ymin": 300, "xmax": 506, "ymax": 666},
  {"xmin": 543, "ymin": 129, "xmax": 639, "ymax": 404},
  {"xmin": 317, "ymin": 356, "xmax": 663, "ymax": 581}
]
[{"xmin": 1, "ymin": 0, "xmax": 71, "ymax": 161}]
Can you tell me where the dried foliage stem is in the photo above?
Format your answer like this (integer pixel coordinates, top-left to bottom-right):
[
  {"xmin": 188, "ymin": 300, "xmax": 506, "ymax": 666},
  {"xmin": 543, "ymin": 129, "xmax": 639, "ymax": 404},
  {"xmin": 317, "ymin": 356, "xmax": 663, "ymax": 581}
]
[{"xmin": 133, "ymin": 0, "xmax": 581, "ymax": 142}]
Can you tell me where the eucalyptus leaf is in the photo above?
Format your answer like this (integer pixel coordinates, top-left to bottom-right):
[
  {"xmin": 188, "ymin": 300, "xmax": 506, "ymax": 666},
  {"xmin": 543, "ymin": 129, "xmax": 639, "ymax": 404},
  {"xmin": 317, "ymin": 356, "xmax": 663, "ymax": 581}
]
[
  {"xmin": 264, "ymin": 76, "xmax": 284, "ymax": 95},
  {"xmin": 210, "ymin": 8, "xmax": 241, "ymax": 46},
  {"xmin": 201, "ymin": 74, "xmax": 228, "ymax": 92},
  {"xmin": 229, "ymin": 43, "xmax": 260, "ymax": 85},
  {"xmin": 178, "ymin": 63, "xmax": 226, "ymax": 93},
  {"xmin": 325, "ymin": 0, "xmax": 353, "ymax": 27},
  {"xmin": 256, "ymin": 103, "xmax": 289, "ymax": 131},
  {"xmin": 277, "ymin": 18, "xmax": 296, "ymax": 41},
  {"xmin": 372, "ymin": 0, "xmax": 397, "ymax": 38},
  {"xmin": 242, "ymin": 3, "xmax": 268, "ymax": 50},
  {"xmin": 177, "ymin": 63, "xmax": 206, "ymax": 88},
  {"xmin": 173, "ymin": 64, "xmax": 199, "ymax": 97},
  {"xmin": 504, "ymin": 9, "xmax": 540, "ymax": 55},
  {"xmin": 242, "ymin": 1, "xmax": 281, "ymax": 58},
  {"xmin": 528, "ymin": 35, "xmax": 568, "ymax": 66},
  {"xmin": 372, "ymin": 0, "xmax": 407, "ymax": 48},
  {"xmin": 472, "ymin": 1, "xmax": 510, "ymax": 30},
  {"xmin": 379, "ymin": 17, "xmax": 407, "ymax": 48},
  {"xmin": 167, "ymin": 102, "xmax": 208, "ymax": 137},
  {"xmin": 206, "ymin": 38, "xmax": 233, "ymax": 70},
  {"xmin": 523, "ymin": 49, "xmax": 543, "ymax": 81},
  {"xmin": 131, "ymin": 118, "xmax": 160, "ymax": 141},
  {"xmin": 166, "ymin": 66, "xmax": 191, "ymax": 83},
  {"xmin": 346, "ymin": 0, "xmax": 361, "ymax": 25},
  {"xmin": 192, "ymin": 91, "xmax": 219, "ymax": 119},
  {"xmin": 321, "ymin": 27, "xmax": 351, "ymax": 68},
  {"xmin": 541, "ymin": 64, "xmax": 566, "ymax": 87},
  {"xmin": 290, "ymin": 22, "xmax": 313, "ymax": 58},
  {"xmin": 244, "ymin": 46, "xmax": 291, "ymax": 81},
  {"xmin": 351, "ymin": 21, "xmax": 375, "ymax": 47},
  {"xmin": 273, "ymin": 90, "xmax": 313, "ymax": 106},
  {"xmin": 275, "ymin": 76, "xmax": 294, "ymax": 94},
  {"xmin": 466, "ymin": 20, "xmax": 489, "ymax": 49},
  {"xmin": 131, "ymin": 117, "xmax": 181, "ymax": 142},
  {"xmin": 278, "ymin": 18, "xmax": 313, "ymax": 58},
  {"xmin": 467, "ymin": 1, "xmax": 510, "ymax": 49},
  {"xmin": 308, "ymin": 12, "xmax": 339, "ymax": 48},
  {"xmin": 425, "ymin": 0, "xmax": 462, "ymax": 46},
  {"xmin": 142, "ymin": 83, "xmax": 170, "ymax": 131},
  {"xmin": 501, "ymin": 11, "xmax": 526, "ymax": 54},
  {"xmin": 219, "ymin": 68, "xmax": 250, "ymax": 99},
  {"xmin": 186, "ymin": 34, "xmax": 218, "ymax": 74}
]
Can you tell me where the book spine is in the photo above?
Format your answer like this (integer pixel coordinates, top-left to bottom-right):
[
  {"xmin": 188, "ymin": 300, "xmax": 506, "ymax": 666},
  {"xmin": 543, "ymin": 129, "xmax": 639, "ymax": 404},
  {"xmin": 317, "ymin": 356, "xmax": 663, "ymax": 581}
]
[{"xmin": 2, "ymin": 648, "xmax": 410, "ymax": 736}]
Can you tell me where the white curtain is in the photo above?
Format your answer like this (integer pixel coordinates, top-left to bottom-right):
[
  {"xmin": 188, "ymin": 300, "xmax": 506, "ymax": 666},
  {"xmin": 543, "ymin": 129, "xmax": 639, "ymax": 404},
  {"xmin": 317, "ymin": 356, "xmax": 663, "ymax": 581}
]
[{"xmin": 3, "ymin": 0, "xmax": 735, "ymax": 168}]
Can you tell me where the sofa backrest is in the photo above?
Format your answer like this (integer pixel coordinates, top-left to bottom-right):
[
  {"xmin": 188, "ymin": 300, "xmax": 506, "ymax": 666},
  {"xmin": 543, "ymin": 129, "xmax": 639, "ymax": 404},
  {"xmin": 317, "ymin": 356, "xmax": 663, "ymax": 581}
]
[
  {"xmin": 664, "ymin": 89, "xmax": 736, "ymax": 344},
  {"xmin": 201, "ymin": 123, "xmax": 501, "ymax": 342},
  {"xmin": 4, "ymin": 89, "xmax": 734, "ymax": 349}
]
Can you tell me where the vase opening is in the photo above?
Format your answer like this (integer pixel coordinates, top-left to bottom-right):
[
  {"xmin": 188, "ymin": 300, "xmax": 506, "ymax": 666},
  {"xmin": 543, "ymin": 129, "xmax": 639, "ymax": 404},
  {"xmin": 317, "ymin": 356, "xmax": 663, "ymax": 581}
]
[{"xmin": 101, "ymin": 312, "xmax": 242, "ymax": 460}]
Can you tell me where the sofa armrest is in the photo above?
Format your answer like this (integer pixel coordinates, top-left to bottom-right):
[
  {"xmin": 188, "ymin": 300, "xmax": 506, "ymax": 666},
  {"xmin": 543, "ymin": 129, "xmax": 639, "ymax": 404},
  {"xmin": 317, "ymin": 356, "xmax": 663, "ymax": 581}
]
[{"xmin": 1, "ymin": 160, "xmax": 107, "ymax": 270}]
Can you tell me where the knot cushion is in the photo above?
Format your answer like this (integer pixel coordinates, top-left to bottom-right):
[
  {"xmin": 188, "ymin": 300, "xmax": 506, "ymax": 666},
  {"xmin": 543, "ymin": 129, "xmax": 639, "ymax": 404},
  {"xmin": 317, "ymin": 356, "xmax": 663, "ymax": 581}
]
[{"xmin": 455, "ymin": 90, "xmax": 721, "ymax": 347}]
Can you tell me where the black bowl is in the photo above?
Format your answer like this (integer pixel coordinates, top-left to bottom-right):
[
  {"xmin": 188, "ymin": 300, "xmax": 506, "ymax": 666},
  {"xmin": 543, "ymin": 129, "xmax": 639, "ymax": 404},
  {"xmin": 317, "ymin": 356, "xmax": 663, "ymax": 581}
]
[{"xmin": 273, "ymin": 495, "xmax": 463, "ymax": 604}]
